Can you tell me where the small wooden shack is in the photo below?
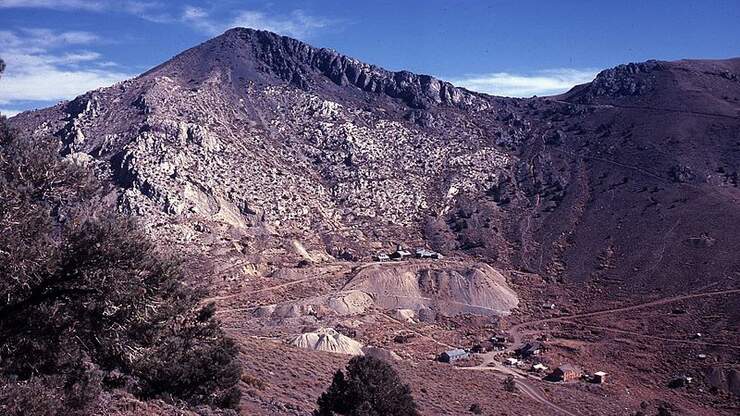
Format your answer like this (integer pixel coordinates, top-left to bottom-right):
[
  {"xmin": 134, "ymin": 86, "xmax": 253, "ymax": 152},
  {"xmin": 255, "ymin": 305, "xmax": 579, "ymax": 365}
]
[
  {"xmin": 471, "ymin": 341, "xmax": 495, "ymax": 353},
  {"xmin": 550, "ymin": 364, "xmax": 582, "ymax": 382},
  {"xmin": 593, "ymin": 371, "xmax": 607, "ymax": 384},
  {"xmin": 490, "ymin": 335, "xmax": 507, "ymax": 350},
  {"xmin": 515, "ymin": 341, "xmax": 543, "ymax": 358},
  {"xmin": 532, "ymin": 363, "xmax": 549, "ymax": 373},
  {"xmin": 389, "ymin": 246, "xmax": 412, "ymax": 260},
  {"xmin": 373, "ymin": 253, "xmax": 391, "ymax": 262},
  {"xmin": 505, "ymin": 357, "xmax": 519, "ymax": 366},
  {"xmin": 415, "ymin": 248, "xmax": 443, "ymax": 259},
  {"xmin": 439, "ymin": 348, "xmax": 469, "ymax": 363}
]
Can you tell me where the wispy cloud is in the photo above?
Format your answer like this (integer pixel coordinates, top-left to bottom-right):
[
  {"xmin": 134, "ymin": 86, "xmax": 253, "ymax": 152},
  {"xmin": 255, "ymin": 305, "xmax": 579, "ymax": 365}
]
[
  {"xmin": 0, "ymin": 1, "xmax": 333, "ymax": 39},
  {"xmin": 181, "ymin": 6, "xmax": 332, "ymax": 39},
  {"xmin": 450, "ymin": 68, "xmax": 598, "ymax": 97},
  {"xmin": 0, "ymin": 0, "xmax": 166, "ymax": 25},
  {"xmin": 0, "ymin": 28, "xmax": 100, "ymax": 50},
  {"xmin": 0, "ymin": 0, "xmax": 105, "ymax": 11},
  {"xmin": 0, "ymin": 0, "xmax": 337, "ymax": 39},
  {"xmin": 0, "ymin": 0, "xmax": 159, "ymax": 14},
  {"xmin": 0, "ymin": 28, "xmax": 133, "ymax": 113}
]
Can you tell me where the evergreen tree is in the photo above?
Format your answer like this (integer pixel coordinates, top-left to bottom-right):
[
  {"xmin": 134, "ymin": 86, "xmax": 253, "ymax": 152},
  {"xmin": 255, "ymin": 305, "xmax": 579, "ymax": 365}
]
[{"xmin": 316, "ymin": 356, "xmax": 418, "ymax": 416}]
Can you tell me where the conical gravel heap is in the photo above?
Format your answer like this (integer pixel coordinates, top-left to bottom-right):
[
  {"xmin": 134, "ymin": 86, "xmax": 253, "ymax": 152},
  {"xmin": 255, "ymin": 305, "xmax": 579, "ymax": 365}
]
[{"xmin": 290, "ymin": 327, "xmax": 364, "ymax": 355}]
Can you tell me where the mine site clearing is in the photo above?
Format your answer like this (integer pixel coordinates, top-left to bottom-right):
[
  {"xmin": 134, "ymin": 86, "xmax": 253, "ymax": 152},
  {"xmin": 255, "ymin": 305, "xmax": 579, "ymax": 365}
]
[{"xmin": 209, "ymin": 246, "xmax": 740, "ymax": 415}]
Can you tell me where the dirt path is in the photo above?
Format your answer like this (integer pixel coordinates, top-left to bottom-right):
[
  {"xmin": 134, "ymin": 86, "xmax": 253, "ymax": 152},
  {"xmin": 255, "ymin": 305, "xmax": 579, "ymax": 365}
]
[
  {"xmin": 550, "ymin": 147, "xmax": 667, "ymax": 183},
  {"xmin": 206, "ymin": 274, "xmax": 326, "ymax": 306},
  {"xmin": 204, "ymin": 263, "xmax": 355, "ymax": 305},
  {"xmin": 550, "ymin": 99, "xmax": 740, "ymax": 120},
  {"xmin": 379, "ymin": 313, "xmax": 453, "ymax": 349},
  {"xmin": 210, "ymin": 270, "xmax": 348, "ymax": 315},
  {"xmin": 643, "ymin": 218, "xmax": 682, "ymax": 275},
  {"xmin": 463, "ymin": 359, "xmax": 577, "ymax": 416},
  {"xmin": 507, "ymin": 288, "xmax": 740, "ymax": 346},
  {"xmin": 560, "ymin": 321, "xmax": 740, "ymax": 349},
  {"xmin": 516, "ymin": 380, "xmax": 579, "ymax": 416}
]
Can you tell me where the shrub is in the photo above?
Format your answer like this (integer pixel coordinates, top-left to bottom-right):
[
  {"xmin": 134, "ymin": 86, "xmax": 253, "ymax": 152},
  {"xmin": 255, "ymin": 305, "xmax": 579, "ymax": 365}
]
[{"xmin": 503, "ymin": 375, "xmax": 517, "ymax": 392}]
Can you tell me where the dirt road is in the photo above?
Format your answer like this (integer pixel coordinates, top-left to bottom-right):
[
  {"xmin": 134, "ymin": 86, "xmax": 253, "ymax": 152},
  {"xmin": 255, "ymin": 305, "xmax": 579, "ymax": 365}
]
[
  {"xmin": 463, "ymin": 358, "xmax": 577, "ymax": 416},
  {"xmin": 561, "ymin": 321, "xmax": 740, "ymax": 349},
  {"xmin": 460, "ymin": 288, "xmax": 740, "ymax": 416},
  {"xmin": 379, "ymin": 313, "xmax": 453, "ymax": 349},
  {"xmin": 507, "ymin": 288, "xmax": 740, "ymax": 347}
]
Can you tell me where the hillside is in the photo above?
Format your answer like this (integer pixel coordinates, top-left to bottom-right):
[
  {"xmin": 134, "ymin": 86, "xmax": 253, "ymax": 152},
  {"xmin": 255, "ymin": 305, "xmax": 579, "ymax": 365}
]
[{"xmin": 9, "ymin": 28, "xmax": 740, "ymax": 415}]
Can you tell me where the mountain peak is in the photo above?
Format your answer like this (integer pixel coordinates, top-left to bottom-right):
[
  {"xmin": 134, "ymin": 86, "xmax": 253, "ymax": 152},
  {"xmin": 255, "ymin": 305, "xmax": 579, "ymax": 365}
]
[
  {"xmin": 146, "ymin": 27, "xmax": 482, "ymax": 109},
  {"xmin": 563, "ymin": 57, "xmax": 740, "ymax": 107}
]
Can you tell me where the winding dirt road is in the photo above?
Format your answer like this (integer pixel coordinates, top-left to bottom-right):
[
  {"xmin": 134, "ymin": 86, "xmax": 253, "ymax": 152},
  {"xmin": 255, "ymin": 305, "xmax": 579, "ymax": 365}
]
[{"xmin": 463, "ymin": 357, "xmax": 577, "ymax": 416}]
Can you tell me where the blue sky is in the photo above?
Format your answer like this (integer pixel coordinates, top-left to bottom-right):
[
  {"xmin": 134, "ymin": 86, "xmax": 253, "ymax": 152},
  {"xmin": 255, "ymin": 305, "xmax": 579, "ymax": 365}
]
[{"xmin": 1, "ymin": 0, "xmax": 739, "ymax": 115}]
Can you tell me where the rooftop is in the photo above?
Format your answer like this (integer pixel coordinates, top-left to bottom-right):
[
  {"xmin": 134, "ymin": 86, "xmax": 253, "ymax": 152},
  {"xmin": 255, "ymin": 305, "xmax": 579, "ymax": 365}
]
[{"xmin": 556, "ymin": 364, "xmax": 581, "ymax": 373}]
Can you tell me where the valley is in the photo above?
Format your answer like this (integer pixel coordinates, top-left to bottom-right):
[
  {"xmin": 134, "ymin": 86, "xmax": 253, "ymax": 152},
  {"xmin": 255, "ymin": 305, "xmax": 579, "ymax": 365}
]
[{"xmin": 8, "ymin": 28, "xmax": 740, "ymax": 415}]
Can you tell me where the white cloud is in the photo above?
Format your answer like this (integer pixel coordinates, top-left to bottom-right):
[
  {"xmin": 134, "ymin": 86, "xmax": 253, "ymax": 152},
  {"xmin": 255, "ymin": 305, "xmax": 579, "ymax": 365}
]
[
  {"xmin": 53, "ymin": 51, "xmax": 102, "ymax": 64},
  {"xmin": 0, "ymin": 0, "xmax": 159, "ymax": 14},
  {"xmin": 182, "ymin": 6, "xmax": 331, "ymax": 39},
  {"xmin": 230, "ymin": 10, "xmax": 330, "ymax": 39},
  {"xmin": 0, "ymin": 0, "xmax": 106, "ymax": 11},
  {"xmin": 0, "ymin": 63, "xmax": 130, "ymax": 103},
  {"xmin": 0, "ymin": 108, "xmax": 21, "ymax": 117},
  {"xmin": 0, "ymin": 1, "xmax": 331, "ymax": 39},
  {"xmin": 182, "ymin": 6, "xmax": 218, "ymax": 34},
  {"xmin": 0, "ymin": 29, "xmax": 99, "ymax": 51},
  {"xmin": 0, "ymin": 28, "xmax": 133, "ymax": 109},
  {"xmin": 450, "ymin": 68, "xmax": 598, "ymax": 97}
]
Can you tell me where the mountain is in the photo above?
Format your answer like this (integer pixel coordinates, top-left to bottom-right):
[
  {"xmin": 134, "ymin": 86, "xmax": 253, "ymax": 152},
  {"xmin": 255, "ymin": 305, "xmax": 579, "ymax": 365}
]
[{"xmin": 10, "ymin": 28, "xmax": 740, "ymax": 415}]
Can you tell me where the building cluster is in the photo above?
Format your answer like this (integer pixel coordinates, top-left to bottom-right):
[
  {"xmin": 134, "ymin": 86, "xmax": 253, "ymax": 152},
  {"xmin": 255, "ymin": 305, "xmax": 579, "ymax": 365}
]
[
  {"xmin": 437, "ymin": 334, "xmax": 508, "ymax": 363},
  {"xmin": 373, "ymin": 246, "xmax": 443, "ymax": 262},
  {"xmin": 432, "ymin": 327, "xmax": 609, "ymax": 386},
  {"xmin": 546, "ymin": 365, "xmax": 607, "ymax": 384},
  {"xmin": 504, "ymin": 339, "xmax": 607, "ymax": 384},
  {"xmin": 468, "ymin": 334, "xmax": 508, "ymax": 354}
]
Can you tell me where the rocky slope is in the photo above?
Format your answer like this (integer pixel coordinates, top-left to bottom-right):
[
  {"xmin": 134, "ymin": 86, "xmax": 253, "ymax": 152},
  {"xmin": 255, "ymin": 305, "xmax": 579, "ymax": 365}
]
[
  {"xmin": 14, "ymin": 30, "xmax": 739, "ymax": 297},
  {"xmin": 12, "ymin": 28, "xmax": 535, "ymax": 271}
]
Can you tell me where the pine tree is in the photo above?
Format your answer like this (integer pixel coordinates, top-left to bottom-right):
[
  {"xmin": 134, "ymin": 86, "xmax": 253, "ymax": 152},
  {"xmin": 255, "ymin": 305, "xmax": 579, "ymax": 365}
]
[{"xmin": 316, "ymin": 356, "xmax": 419, "ymax": 416}]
